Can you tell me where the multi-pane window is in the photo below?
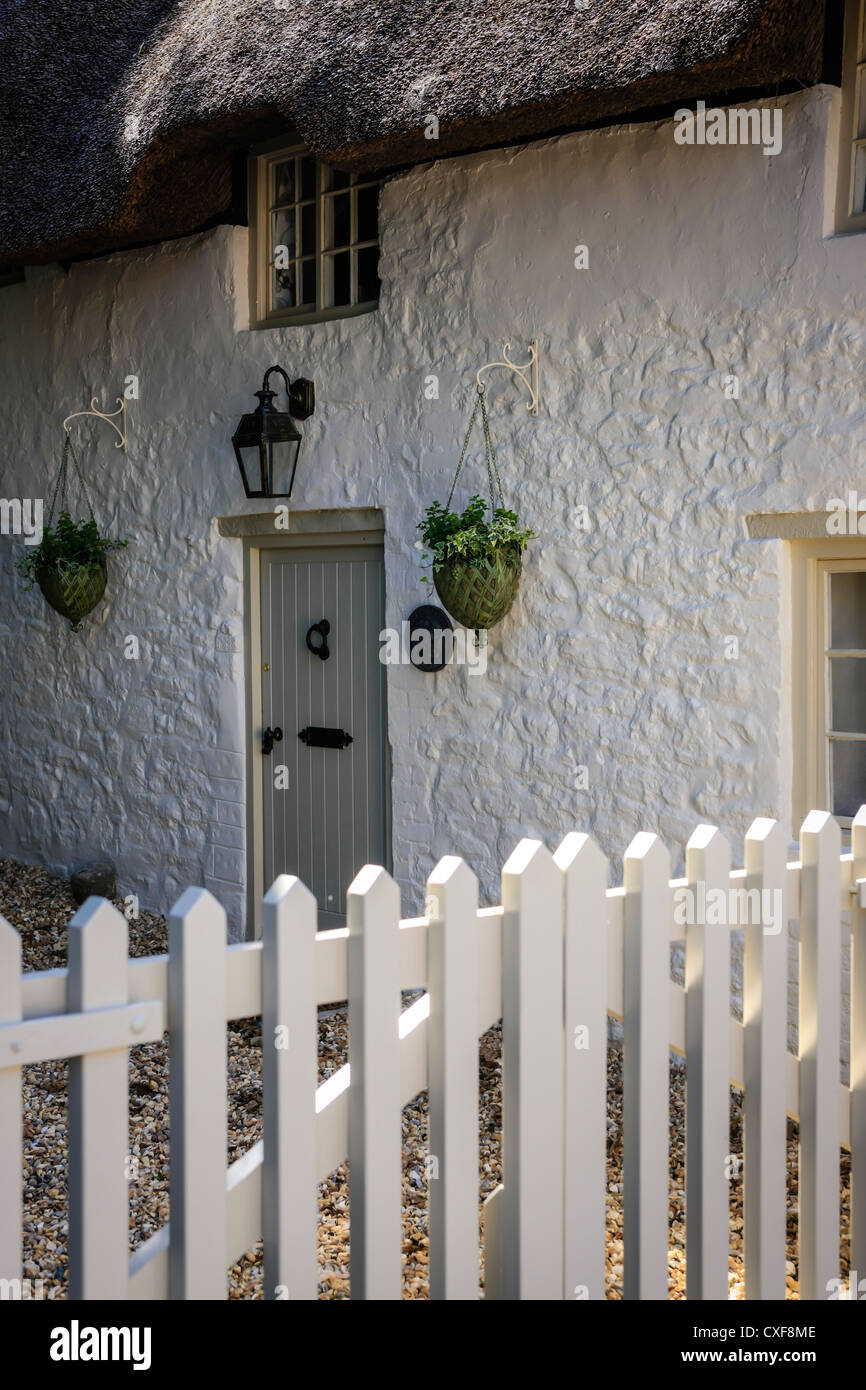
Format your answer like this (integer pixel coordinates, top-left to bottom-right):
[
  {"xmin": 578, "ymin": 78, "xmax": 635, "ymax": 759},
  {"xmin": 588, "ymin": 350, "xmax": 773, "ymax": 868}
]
[
  {"xmin": 835, "ymin": 0, "xmax": 866, "ymax": 233},
  {"xmin": 790, "ymin": 541, "xmax": 866, "ymax": 830},
  {"xmin": 824, "ymin": 568, "xmax": 866, "ymax": 818},
  {"xmin": 250, "ymin": 142, "xmax": 381, "ymax": 327}
]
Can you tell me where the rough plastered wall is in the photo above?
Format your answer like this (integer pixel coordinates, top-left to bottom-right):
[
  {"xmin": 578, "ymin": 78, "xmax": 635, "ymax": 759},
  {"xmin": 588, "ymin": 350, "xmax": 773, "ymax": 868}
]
[{"xmin": 0, "ymin": 86, "xmax": 863, "ymax": 993}]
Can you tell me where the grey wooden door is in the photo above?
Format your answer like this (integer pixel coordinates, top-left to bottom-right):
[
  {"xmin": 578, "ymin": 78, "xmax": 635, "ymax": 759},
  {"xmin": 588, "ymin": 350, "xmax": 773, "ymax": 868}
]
[{"xmin": 260, "ymin": 545, "xmax": 388, "ymax": 927}]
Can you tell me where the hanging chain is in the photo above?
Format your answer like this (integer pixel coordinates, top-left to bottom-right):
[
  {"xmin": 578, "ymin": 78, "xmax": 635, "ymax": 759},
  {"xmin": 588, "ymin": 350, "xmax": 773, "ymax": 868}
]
[
  {"xmin": 478, "ymin": 387, "xmax": 505, "ymax": 511},
  {"xmin": 446, "ymin": 385, "xmax": 506, "ymax": 514},
  {"xmin": 47, "ymin": 433, "xmax": 97, "ymax": 526}
]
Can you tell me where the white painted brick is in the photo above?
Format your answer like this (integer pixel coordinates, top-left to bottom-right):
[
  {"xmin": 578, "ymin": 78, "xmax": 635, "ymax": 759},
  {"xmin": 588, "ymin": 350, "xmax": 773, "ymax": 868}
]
[
  {"xmin": 217, "ymin": 799, "xmax": 246, "ymax": 827},
  {"xmin": 212, "ymin": 847, "xmax": 245, "ymax": 885},
  {"xmin": 208, "ymin": 822, "xmax": 245, "ymax": 850}
]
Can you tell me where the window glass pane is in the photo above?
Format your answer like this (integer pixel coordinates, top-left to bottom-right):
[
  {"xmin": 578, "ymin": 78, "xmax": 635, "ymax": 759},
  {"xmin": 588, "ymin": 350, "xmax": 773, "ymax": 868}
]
[
  {"xmin": 273, "ymin": 261, "xmax": 296, "ymax": 310},
  {"xmin": 274, "ymin": 159, "xmax": 295, "ymax": 206},
  {"xmin": 831, "ymin": 739, "xmax": 866, "ymax": 818},
  {"xmin": 300, "ymin": 156, "xmax": 317, "ymax": 200},
  {"xmin": 356, "ymin": 245, "xmax": 380, "ymax": 303},
  {"xmin": 854, "ymin": 143, "xmax": 866, "ymax": 216},
  {"xmin": 830, "ymin": 656, "xmax": 866, "ymax": 732},
  {"xmin": 272, "ymin": 208, "xmax": 296, "ymax": 262},
  {"xmin": 323, "ymin": 192, "xmax": 351, "ymax": 249},
  {"xmin": 300, "ymin": 258, "xmax": 317, "ymax": 307},
  {"xmin": 300, "ymin": 201, "xmax": 316, "ymax": 257},
  {"xmin": 325, "ymin": 250, "xmax": 351, "ymax": 307},
  {"xmin": 356, "ymin": 184, "xmax": 379, "ymax": 242},
  {"xmin": 322, "ymin": 164, "xmax": 350, "ymax": 191},
  {"xmin": 261, "ymin": 150, "xmax": 380, "ymax": 320},
  {"xmin": 830, "ymin": 571, "xmax": 866, "ymax": 648}
]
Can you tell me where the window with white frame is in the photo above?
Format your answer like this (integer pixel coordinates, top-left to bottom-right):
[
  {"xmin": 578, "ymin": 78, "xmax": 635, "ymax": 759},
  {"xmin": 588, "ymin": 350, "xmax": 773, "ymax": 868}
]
[
  {"xmin": 793, "ymin": 546, "xmax": 866, "ymax": 827},
  {"xmin": 249, "ymin": 141, "xmax": 382, "ymax": 327},
  {"xmin": 834, "ymin": 0, "xmax": 866, "ymax": 233}
]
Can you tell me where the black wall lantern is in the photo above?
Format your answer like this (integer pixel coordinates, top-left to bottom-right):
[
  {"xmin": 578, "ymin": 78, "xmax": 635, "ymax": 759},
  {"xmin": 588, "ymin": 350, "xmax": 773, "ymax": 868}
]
[{"xmin": 232, "ymin": 365, "xmax": 315, "ymax": 499}]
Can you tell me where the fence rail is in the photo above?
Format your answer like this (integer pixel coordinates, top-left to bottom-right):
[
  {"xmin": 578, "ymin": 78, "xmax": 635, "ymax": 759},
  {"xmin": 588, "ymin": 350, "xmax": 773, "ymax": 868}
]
[{"xmin": 1, "ymin": 808, "xmax": 864, "ymax": 1299}]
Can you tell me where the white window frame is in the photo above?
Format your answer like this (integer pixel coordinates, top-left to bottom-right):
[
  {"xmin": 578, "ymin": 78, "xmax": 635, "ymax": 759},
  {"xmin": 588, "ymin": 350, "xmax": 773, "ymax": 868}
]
[
  {"xmin": 792, "ymin": 539, "xmax": 866, "ymax": 829},
  {"xmin": 248, "ymin": 136, "xmax": 381, "ymax": 329},
  {"xmin": 834, "ymin": 0, "xmax": 866, "ymax": 234}
]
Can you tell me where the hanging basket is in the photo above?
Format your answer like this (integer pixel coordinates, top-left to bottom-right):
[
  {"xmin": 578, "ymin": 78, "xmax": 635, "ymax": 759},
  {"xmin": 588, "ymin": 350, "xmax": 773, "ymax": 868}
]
[
  {"xmin": 37, "ymin": 561, "xmax": 107, "ymax": 632},
  {"xmin": 423, "ymin": 384, "xmax": 529, "ymax": 631},
  {"xmin": 19, "ymin": 431, "xmax": 127, "ymax": 633},
  {"xmin": 433, "ymin": 545, "xmax": 523, "ymax": 630}
]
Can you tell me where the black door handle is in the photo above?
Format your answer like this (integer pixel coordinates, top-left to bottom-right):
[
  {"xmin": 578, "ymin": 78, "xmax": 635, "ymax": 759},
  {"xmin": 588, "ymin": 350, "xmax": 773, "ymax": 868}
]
[{"xmin": 262, "ymin": 726, "xmax": 283, "ymax": 755}]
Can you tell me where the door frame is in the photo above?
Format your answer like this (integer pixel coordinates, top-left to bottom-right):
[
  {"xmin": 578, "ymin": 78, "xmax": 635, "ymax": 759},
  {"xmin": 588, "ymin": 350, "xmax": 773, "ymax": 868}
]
[{"xmin": 233, "ymin": 509, "xmax": 389, "ymax": 938}]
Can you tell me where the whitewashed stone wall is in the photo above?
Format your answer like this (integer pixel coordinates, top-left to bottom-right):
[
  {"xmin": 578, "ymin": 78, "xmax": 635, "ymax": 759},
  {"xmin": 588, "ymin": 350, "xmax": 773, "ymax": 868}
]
[{"xmin": 0, "ymin": 84, "xmax": 863, "ymax": 998}]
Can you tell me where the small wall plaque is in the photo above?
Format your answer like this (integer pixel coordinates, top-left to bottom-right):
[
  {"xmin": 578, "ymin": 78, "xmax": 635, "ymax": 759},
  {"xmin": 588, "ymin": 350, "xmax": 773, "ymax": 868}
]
[{"xmin": 215, "ymin": 622, "xmax": 241, "ymax": 654}]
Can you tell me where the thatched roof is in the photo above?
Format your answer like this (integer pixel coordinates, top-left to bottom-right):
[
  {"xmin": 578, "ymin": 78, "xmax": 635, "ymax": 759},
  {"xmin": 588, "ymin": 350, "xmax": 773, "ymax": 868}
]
[{"xmin": 0, "ymin": 0, "xmax": 827, "ymax": 264}]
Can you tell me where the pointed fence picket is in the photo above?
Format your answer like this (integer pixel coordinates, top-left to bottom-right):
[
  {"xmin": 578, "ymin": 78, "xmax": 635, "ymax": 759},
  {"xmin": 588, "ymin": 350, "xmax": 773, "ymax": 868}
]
[
  {"xmin": 742, "ymin": 816, "xmax": 788, "ymax": 1300},
  {"xmin": 622, "ymin": 832, "xmax": 671, "ymax": 1300},
  {"xmin": 500, "ymin": 839, "xmax": 565, "ymax": 1299},
  {"xmin": 348, "ymin": 864, "xmax": 401, "ymax": 1300},
  {"xmin": 168, "ymin": 887, "xmax": 228, "ymax": 1299},
  {"xmin": 0, "ymin": 916, "xmax": 21, "ymax": 1290},
  {"xmin": 262, "ymin": 874, "xmax": 317, "ymax": 1301},
  {"xmin": 426, "ymin": 856, "xmax": 479, "ymax": 1300},
  {"xmin": 685, "ymin": 824, "xmax": 731, "ymax": 1301},
  {"xmin": 0, "ymin": 809, "xmax": 860, "ymax": 1301},
  {"xmin": 852, "ymin": 808, "xmax": 866, "ymax": 1280},
  {"xmin": 798, "ymin": 810, "xmax": 842, "ymax": 1301},
  {"xmin": 556, "ymin": 832, "xmax": 607, "ymax": 1302},
  {"xmin": 67, "ymin": 898, "xmax": 130, "ymax": 1300}
]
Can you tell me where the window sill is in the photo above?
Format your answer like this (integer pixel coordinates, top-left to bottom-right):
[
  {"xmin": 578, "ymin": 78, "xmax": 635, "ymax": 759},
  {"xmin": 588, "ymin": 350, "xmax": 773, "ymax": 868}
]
[
  {"xmin": 823, "ymin": 221, "xmax": 866, "ymax": 239},
  {"xmin": 249, "ymin": 301, "xmax": 379, "ymax": 331}
]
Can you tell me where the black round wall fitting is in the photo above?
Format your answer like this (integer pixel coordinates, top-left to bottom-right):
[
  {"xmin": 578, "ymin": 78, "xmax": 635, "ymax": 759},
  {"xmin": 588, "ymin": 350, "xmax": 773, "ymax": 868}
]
[
  {"xmin": 306, "ymin": 619, "xmax": 330, "ymax": 660},
  {"xmin": 407, "ymin": 605, "xmax": 454, "ymax": 673}
]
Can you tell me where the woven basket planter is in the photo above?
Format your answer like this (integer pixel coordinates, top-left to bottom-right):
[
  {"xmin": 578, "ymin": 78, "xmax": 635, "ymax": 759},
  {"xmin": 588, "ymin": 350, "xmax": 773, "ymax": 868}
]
[
  {"xmin": 37, "ymin": 561, "xmax": 107, "ymax": 632},
  {"xmin": 433, "ymin": 546, "xmax": 522, "ymax": 630}
]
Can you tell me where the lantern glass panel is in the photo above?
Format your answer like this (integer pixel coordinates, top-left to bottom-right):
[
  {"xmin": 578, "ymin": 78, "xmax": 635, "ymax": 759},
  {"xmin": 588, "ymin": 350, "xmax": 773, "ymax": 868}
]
[
  {"xmin": 235, "ymin": 443, "xmax": 265, "ymax": 497},
  {"xmin": 267, "ymin": 438, "xmax": 302, "ymax": 497}
]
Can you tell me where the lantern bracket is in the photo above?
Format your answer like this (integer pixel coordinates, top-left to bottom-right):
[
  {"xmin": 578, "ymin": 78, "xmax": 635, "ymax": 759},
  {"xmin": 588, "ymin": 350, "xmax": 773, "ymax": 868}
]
[
  {"xmin": 62, "ymin": 396, "xmax": 127, "ymax": 450},
  {"xmin": 475, "ymin": 339, "xmax": 539, "ymax": 416},
  {"xmin": 261, "ymin": 365, "xmax": 315, "ymax": 421}
]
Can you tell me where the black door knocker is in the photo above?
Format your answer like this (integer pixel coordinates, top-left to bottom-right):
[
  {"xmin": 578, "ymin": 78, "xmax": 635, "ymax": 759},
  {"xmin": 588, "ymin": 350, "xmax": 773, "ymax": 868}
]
[{"xmin": 305, "ymin": 619, "xmax": 330, "ymax": 660}]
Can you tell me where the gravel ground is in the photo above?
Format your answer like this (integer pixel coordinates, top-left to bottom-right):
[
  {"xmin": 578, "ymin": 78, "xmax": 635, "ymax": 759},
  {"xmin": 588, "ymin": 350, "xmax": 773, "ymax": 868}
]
[{"xmin": 2, "ymin": 857, "xmax": 851, "ymax": 1300}]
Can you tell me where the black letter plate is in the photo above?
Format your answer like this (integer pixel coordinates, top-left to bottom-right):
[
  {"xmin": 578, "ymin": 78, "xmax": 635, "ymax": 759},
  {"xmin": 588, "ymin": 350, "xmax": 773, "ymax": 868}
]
[{"xmin": 298, "ymin": 726, "xmax": 353, "ymax": 749}]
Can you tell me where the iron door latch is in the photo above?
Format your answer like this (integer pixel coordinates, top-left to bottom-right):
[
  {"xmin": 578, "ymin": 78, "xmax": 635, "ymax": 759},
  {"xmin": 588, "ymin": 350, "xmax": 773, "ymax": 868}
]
[{"xmin": 262, "ymin": 726, "xmax": 283, "ymax": 755}]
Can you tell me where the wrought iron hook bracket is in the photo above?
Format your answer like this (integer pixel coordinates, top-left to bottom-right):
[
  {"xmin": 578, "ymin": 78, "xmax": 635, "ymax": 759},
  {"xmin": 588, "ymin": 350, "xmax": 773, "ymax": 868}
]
[
  {"xmin": 62, "ymin": 396, "xmax": 127, "ymax": 450},
  {"xmin": 475, "ymin": 339, "xmax": 539, "ymax": 416}
]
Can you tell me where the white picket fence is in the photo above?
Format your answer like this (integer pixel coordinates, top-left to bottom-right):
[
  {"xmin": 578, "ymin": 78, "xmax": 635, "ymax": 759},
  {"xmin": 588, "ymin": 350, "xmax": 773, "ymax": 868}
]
[{"xmin": 1, "ymin": 807, "xmax": 864, "ymax": 1300}]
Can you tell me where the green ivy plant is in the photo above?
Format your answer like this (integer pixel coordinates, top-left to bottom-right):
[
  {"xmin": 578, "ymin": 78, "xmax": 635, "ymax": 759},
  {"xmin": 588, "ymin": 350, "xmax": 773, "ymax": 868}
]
[
  {"xmin": 417, "ymin": 494, "xmax": 533, "ymax": 575},
  {"xmin": 16, "ymin": 511, "xmax": 128, "ymax": 590}
]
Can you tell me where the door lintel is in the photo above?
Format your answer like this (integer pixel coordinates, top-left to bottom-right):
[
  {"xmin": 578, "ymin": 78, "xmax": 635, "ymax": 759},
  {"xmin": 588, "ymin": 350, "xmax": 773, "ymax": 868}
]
[{"xmin": 218, "ymin": 507, "xmax": 384, "ymax": 539}]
